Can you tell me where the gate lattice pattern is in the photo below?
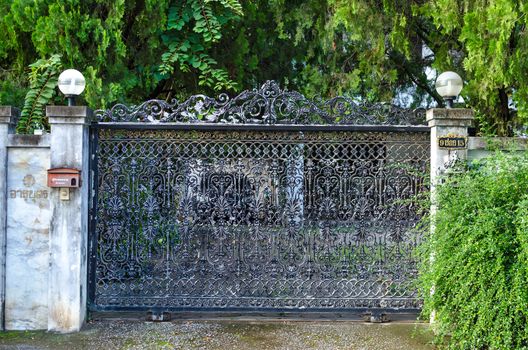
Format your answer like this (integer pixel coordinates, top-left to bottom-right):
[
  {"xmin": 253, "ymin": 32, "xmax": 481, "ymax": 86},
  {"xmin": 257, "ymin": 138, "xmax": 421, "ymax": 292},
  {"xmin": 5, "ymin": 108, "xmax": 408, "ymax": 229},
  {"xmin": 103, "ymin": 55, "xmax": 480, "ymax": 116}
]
[{"xmin": 91, "ymin": 127, "xmax": 429, "ymax": 311}]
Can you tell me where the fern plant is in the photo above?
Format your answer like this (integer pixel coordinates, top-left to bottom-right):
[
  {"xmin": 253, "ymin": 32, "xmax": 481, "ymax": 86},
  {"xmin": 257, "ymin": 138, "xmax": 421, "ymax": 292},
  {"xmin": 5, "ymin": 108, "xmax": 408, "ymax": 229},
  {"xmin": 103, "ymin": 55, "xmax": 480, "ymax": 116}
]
[{"xmin": 17, "ymin": 54, "xmax": 62, "ymax": 134}]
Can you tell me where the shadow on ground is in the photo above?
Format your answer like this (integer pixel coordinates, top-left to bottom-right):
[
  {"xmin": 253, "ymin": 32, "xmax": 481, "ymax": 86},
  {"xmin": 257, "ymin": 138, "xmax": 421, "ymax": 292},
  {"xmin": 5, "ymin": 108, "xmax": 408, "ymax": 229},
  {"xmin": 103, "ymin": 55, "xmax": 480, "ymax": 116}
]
[{"xmin": 0, "ymin": 321, "xmax": 436, "ymax": 349}]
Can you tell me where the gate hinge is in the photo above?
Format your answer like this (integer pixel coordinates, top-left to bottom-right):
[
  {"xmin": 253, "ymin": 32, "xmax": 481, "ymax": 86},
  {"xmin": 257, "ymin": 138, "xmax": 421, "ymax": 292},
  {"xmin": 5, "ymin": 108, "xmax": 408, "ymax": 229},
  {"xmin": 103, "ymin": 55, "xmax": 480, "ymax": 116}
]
[
  {"xmin": 363, "ymin": 312, "xmax": 389, "ymax": 323},
  {"xmin": 146, "ymin": 310, "xmax": 171, "ymax": 322}
]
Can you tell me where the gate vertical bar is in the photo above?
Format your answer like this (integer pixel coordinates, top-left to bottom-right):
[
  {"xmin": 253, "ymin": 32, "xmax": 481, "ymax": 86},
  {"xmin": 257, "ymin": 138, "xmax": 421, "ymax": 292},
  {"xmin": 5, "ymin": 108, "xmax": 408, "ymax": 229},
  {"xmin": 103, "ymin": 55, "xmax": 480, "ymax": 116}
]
[{"xmin": 87, "ymin": 125, "xmax": 99, "ymax": 312}]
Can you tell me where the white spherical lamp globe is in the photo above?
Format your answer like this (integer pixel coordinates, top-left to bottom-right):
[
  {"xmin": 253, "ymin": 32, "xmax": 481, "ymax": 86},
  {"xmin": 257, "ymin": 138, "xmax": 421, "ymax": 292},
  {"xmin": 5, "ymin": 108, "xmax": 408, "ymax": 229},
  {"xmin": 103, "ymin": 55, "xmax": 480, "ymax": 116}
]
[
  {"xmin": 58, "ymin": 69, "xmax": 86, "ymax": 96},
  {"xmin": 435, "ymin": 71, "xmax": 463, "ymax": 108}
]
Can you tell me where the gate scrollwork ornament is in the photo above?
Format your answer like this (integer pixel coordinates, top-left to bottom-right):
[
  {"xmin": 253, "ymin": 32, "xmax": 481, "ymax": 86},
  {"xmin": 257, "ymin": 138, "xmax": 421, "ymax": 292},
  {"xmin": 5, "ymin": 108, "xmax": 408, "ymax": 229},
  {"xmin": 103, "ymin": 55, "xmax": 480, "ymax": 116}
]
[{"xmin": 95, "ymin": 81, "xmax": 426, "ymax": 125}]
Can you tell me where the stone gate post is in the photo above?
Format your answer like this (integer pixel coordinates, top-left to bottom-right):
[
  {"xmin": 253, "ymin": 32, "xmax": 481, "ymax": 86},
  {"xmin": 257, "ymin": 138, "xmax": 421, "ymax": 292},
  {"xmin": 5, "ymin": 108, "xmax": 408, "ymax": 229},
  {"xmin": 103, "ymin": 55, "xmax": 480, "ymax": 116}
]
[
  {"xmin": 46, "ymin": 106, "xmax": 91, "ymax": 332},
  {"xmin": 0, "ymin": 107, "xmax": 18, "ymax": 330},
  {"xmin": 427, "ymin": 108, "xmax": 474, "ymax": 185},
  {"xmin": 427, "ymin": 108, "xmax": 473, "ymax": 324}
]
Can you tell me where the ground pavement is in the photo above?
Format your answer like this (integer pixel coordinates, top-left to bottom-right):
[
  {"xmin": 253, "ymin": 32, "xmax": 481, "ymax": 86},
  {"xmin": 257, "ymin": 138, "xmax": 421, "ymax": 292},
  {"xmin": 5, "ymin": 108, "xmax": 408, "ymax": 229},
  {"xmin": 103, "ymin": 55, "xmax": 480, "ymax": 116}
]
[{"xmin": 0, "ymin": 320, "xmax": 436, "ymax": 349}]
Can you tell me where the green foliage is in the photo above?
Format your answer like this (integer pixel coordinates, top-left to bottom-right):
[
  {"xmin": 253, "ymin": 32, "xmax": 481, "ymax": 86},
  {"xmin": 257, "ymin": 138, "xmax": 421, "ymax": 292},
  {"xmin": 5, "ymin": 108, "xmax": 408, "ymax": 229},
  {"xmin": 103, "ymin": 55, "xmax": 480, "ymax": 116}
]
[
  {"xmin": 17, "ymin": 54, "xmax": 62, "ymax": 134},
  {"xmin": 270, "ymin": 0, "xmax": 443, "ymax": 104},
  {"xmin": 0, "ymin": 74, "xmax": 26, "ymax": 108},
  {"xmin": 419, "ymin": 151, "xmax": 528, "ymax": 349},
  {"xmin": 214, "ymin": 0, "xmax": 320, "ymax": 93},
  {"xmin": 422, "ymin": 0, "xmax": 528, "ymax": 135},
  {"xmin": 0, "ymin": 0, "xmax": 170, "ymax": 108},
  {"xmin": 0, "ymin": 0, "xmax": 244, "ymax": 108},
  {"xmin": 159, "ymin": 0, "xmax": 242, "ymax": 92},
  {"xmin": 258, "ymin": 0, "xmax": 526, "ymax": 134},
  {"xmin": 2, "ymin": 0, "xmax": 528, "ymax": 136}
]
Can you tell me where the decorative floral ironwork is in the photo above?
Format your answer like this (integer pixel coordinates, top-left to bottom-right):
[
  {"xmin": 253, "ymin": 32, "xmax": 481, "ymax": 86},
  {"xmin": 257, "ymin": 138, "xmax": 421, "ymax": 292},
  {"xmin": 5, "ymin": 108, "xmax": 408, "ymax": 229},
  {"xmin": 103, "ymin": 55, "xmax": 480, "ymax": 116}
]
[
  {"xmin": 94, "ymin": 81, "xmax": 426, "ymax": 125},
  {"xmin": 91, "ymin": 128, "xmax": 429, "ymax": 311}
]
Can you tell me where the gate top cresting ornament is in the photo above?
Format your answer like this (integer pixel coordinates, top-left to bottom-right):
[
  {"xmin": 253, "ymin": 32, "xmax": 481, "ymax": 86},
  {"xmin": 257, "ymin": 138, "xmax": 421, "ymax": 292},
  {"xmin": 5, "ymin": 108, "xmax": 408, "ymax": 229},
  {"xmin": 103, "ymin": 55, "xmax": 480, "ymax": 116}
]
[{"xmin": 95, "ymin": 81, "xmax": 425, "ymax": 125}]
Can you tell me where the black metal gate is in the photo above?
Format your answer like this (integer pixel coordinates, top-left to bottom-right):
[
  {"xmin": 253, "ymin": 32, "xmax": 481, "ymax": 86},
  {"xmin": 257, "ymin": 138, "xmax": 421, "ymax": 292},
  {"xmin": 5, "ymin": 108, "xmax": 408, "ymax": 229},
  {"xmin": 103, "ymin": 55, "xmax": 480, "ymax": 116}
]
[{"xmin": 88, "ymin": 82, "xmax": 429, "ymax": 314}]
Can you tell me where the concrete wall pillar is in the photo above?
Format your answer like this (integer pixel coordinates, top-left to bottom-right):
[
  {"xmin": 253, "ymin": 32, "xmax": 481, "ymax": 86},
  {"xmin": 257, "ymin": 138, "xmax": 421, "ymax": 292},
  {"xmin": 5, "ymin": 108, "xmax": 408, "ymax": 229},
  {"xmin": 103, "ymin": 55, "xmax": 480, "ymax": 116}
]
[
  {"xmin": 46, "ymin": 106, "xmax": 91, "ymax": 332},
  {"xmin": 427, "ymin": 108, "xmax": 474, "ymax": 324},
  {"xmin": 427, "ymin": 108, "xmax": 474, "ymax": 186},
  {"xmin": 0, "ymin": 107, "xmax": 18, "ymax": 330}
]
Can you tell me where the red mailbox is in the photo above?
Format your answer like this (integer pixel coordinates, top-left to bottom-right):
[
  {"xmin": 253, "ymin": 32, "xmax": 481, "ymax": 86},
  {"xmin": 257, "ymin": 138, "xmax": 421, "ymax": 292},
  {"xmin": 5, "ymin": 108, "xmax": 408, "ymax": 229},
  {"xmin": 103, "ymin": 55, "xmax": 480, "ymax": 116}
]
[{"xmin": 47, "ymin": 168, "xmax": 81, "ymax": 188}]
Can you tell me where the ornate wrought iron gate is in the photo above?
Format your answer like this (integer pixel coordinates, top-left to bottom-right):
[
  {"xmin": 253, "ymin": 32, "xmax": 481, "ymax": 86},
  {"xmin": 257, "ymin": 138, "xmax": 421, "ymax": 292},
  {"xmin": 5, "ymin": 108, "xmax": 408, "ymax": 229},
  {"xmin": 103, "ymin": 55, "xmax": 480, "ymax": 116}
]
[{"xmin": 88, "ymin": 82, "xmax": 429, "ymax": 314}]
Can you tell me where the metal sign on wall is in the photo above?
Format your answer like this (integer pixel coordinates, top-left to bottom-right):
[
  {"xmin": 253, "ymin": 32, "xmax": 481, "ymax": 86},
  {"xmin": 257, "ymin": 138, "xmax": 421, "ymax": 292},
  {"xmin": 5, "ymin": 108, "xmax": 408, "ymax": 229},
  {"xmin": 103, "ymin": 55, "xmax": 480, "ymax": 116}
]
[{"xmin": 438, "ymin": 134, "xmax": 467, "ymax": 150}]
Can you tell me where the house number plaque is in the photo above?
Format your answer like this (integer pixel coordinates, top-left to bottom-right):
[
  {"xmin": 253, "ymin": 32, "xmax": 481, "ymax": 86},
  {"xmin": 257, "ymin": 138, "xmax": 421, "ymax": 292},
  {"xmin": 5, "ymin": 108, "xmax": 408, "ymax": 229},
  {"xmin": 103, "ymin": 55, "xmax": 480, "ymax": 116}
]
[{"xmin": 438, "ymin": 134, "xmax": 467, "ymax": 150}]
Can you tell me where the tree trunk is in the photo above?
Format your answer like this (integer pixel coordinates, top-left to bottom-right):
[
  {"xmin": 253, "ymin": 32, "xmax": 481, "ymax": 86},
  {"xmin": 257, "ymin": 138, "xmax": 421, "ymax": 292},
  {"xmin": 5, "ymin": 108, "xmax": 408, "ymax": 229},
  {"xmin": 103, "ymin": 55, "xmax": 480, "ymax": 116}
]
[{"xmin": 497, "ymin": 87, "xmax": 511, "ymax": 136}]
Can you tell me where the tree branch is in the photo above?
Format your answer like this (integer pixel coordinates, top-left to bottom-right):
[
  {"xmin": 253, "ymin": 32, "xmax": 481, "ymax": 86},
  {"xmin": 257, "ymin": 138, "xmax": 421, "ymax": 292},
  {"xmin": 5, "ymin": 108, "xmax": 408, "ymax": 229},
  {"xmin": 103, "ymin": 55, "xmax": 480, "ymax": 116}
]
[{"xmin": 388, "ymin": 50, "xmax": 444, "ymax": 106}]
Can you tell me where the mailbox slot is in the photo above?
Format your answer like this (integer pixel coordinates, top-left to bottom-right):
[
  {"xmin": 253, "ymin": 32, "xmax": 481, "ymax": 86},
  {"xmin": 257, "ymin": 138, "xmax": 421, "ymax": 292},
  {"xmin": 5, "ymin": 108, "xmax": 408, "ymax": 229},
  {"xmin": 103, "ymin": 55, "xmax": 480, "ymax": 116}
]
[{"xmin": 47, "ymin": 168, "xmax": 81, "ymax": 188}]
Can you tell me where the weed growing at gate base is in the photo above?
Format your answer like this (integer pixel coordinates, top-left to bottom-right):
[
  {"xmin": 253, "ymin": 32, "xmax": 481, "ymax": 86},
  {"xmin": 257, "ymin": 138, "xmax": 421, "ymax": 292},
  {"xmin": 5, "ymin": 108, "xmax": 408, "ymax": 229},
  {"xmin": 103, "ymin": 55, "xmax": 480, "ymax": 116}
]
[{"xmin": 418, "ymin": 151, "xmax": 528, "ymax": 349}]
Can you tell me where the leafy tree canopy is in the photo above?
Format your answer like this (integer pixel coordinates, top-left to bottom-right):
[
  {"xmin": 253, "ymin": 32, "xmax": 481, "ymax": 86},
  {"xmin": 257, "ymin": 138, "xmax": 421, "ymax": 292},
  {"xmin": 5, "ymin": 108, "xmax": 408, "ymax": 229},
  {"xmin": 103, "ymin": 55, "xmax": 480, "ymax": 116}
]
[
  {"xmin": 1, "ymin": 0, "xmax": 527, "ymax": 135},
  {"xmin": 274, "ymin": 0, "xmax": 528, "ymax": 135}
]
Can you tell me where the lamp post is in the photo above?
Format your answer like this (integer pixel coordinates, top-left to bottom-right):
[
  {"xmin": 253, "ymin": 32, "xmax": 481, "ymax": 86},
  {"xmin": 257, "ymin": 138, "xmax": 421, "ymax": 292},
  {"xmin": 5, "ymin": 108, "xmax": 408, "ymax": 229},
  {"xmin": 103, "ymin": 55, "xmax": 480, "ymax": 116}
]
[
  {"xmin": 57, "ymin": 69, "xmax": 86, "ymax": 106},
  {"xmin": 435, "ymin": 71, "xmax": 463, "ymax": 108}
]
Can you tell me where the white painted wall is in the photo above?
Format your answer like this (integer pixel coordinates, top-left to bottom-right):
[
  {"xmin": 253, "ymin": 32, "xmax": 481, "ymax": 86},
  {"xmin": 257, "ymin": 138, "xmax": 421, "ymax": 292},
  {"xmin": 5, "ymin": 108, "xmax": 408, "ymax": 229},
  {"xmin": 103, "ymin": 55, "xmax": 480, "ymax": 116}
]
[{"xmin": 4, "ymin": 135, "xmax": 50, "ymax": 330}]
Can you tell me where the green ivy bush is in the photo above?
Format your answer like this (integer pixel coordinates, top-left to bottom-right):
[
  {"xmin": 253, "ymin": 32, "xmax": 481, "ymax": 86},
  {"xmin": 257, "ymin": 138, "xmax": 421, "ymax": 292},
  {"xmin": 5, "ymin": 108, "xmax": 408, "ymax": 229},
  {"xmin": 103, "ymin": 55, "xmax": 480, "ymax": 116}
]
[{"xmin": 419, "ymin": 151, "xmax": 528, "ymax": 349}]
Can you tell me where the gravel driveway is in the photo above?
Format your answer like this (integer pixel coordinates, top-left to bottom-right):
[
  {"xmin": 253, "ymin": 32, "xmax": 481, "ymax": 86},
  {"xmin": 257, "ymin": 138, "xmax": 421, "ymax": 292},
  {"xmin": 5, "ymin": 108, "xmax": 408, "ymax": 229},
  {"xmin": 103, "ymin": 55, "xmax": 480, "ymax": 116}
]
[{"xmin": 0, "ymin": 320, "xmax": 436, "ymax": 350}]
